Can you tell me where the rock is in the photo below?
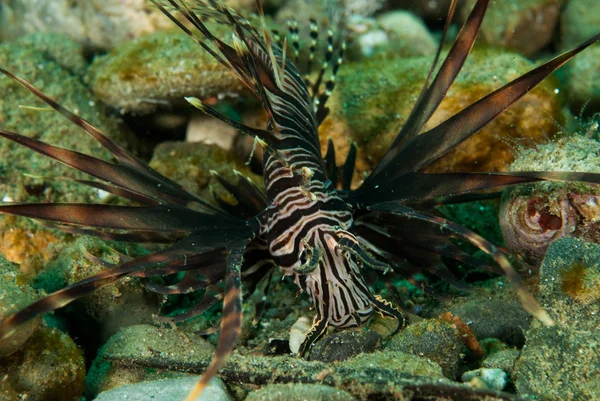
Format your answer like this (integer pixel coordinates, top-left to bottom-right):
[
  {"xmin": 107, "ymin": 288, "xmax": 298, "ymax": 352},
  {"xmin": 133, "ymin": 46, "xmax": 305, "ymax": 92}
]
[
  {"xmin": 560, "ymin": 0, "xmax": 600, "ymax": 50},
  {"xmin": 443, "ymin": 282, "xmax": 532, "ymax": 347},
  {"xmin": 86, "ymin": 324, "xmax": 216, "ymax": 398},
  {"xmin": 323, "ymin": 47, "xmax": 563, "ymax": 180},
  {"xmin": 482, "ymin": 348, "xmax": 520, "ymax": 382},
  {"xmin": 0, "ymin": 33, "xmax": 126, "ymax": 204},
  {"xmin": 186, "ymin": 113, "xmax": 238, "ymax": 149},
  {"xmin": 308, "ymin": 329, "xmax": 381, "ymax": 362},
  {"xmin": 501, "ymin": 134, "xmax": 600, "ymax": 266},
  {"xmin": 245, "ymin": 383, "xmax": 357, "ymax": 401},
  {"xmin": 389, "ymin": 0, "xmax": 454, "ymax": 21},
  {"xmin": 384, "ymin": 319, "xmax": 465, "ymax": 379},
  {"xmin": 34, "ymin": 237, "xmax": 160, "ymax": 343},
  {"xmin": 563, "ymin": 44, "xmax": 600, "ymax": 116},
  {"xmin": 459, "ymin": 0, "xmax": 563, "ymax": 56},
  {"xmin": 514, "ymin": 237, "xmax": 600, "ymax": 400},
  {"xmin": 462, "ymin": 368, "xmax": 508, "ymax": 391},
  {"xmin": 0, "ymin": 32, "xmax": 128, "ymax": 272},
  {"xmin": 364, "ymin": 10, "xmax": 437, "ymax": 59},
  {"xmin": 94, "ymin": 377, "xmax": 232, "ymax": 401},
  {"xmin": 0, "ymin": 326, "xmax": 86, "ymax": 401},
  {"xmin": 87, "ymin": 320, "xmax": 452, "ymax": 400},
  {"xmin": 87, "ymin": 28, "xmax": 248, "ymax": 114},
  {"xmin": 148, "ymin": 141, "xmax": 263, "ymax": 201},
  {"xmin": 0, "ymin": 0, "xmax": 172, "ymax": 50},
  {"xmin": 0, "ymin": 256, "xmax": 40, "ymax": 357}
]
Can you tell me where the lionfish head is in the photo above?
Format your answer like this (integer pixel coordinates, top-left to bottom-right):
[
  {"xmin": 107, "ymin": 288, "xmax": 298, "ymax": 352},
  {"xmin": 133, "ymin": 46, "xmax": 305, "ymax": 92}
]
[{"xmin": 291, "ymin": 228, "xmax": 403, "ymax": 353}]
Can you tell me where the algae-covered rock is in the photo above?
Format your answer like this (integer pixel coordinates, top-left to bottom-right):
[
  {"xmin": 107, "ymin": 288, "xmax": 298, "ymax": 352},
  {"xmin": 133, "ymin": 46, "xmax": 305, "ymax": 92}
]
[
  {"xmin": 0, "ymin": 33, "xmax": 126, "ymax": 204},
  {"xmin": 0, "ymin": 255, "xmax": 40, "ymax": 357},
  {"xmin": 149, "ymin": 140, "xmax": 264, "ymax": 200},
  {"xmin": 515, "ymin": 237, "xmax": 600, "ymax": 400},
  {"xmin": 384, "ymin": 318, "xmax": 465, "ymax": 379},
  {"xmin": 0, "ymin": 32, "xmax": 129, "ymax": 271},
  {"xmin": 322, "ymin": 47, "xmax": 563, "ymax": 180},
  {"xmin": 86, "ymin": 324, "xmax": 215, "ymax": 398},
  {"xmin": 245, "ymin": 383, "xmax": 357, "ymax": 401},
  {"xmin": 459, "ymin": 0, "xmax": 563, "ymax": 56},
  {"xmin": 87, "ymin": 28, "xmax": 249, "ymax": 114},
  {"xmin": 308, "ymin": 329, "xmax": 381, "ymax": 362},
  {"xmin": 94, "ymin": 377, "xmax": 232, "ymax": 401},
  {"xmin": 0, "ymin": 326, "xmax": 86, "ymax": 401}
]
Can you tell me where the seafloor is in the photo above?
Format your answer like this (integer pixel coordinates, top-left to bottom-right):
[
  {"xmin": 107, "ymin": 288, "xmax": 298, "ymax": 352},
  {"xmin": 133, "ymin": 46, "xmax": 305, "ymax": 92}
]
[{"xmin": 0, "ymin": 1, "xmax": 599, "ymax": 400}]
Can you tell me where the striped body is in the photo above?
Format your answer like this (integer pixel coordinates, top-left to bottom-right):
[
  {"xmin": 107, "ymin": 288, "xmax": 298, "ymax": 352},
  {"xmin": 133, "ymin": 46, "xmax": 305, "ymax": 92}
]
[{"xmin": 263, "ymin": 152, "xmax": 376, "ymax": 328}]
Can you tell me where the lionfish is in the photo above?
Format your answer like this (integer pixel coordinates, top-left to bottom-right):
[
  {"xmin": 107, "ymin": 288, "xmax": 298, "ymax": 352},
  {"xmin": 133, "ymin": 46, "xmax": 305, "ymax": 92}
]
[{"xmin": 0, "ymin": 0, "xmax": 598, "ymax": 399}]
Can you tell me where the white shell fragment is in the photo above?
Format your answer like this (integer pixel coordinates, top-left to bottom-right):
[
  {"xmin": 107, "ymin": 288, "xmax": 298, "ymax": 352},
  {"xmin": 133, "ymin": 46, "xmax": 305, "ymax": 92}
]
[{"xmin": 289, "ymin": 316, "xmax": 311, "ymax": 355}]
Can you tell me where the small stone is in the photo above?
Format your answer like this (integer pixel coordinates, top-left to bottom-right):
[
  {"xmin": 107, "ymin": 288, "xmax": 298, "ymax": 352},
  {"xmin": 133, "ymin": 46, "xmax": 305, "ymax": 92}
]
[
  {"xmin": 308, "ymin": 329, "xmax": 381, "ymax": 362},
  {"xmin": 462, "ymin": 368, "xmax": 508, "ymax": 391},
  {"xmin": 186, "ymin": 113, "xmax": 238, "ymax": 150},
  {"xmin": 375, "ymin": 10, "xmax": 437, "ymax": 57},
  {"xmin": 245, "ymin": 383, "xmax": 357, "ymax": 401},
  {"xmin": 94, "ymin": 377, "xmax": 232, "ymax": 401}
]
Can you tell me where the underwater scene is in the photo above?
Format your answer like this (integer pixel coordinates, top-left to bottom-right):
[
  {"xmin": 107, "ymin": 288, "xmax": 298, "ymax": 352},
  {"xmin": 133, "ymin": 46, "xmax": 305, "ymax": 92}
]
[{"xmin": 0, "ymin": 0, "xmax": 599, "ymax": 400}]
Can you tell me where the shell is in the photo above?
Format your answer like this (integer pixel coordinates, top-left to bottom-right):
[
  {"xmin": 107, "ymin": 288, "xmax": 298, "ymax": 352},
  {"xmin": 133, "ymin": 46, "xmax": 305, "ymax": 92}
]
[{"xmin": 500, "ymin": 184, "xmax": 600, "ymax": 266}]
